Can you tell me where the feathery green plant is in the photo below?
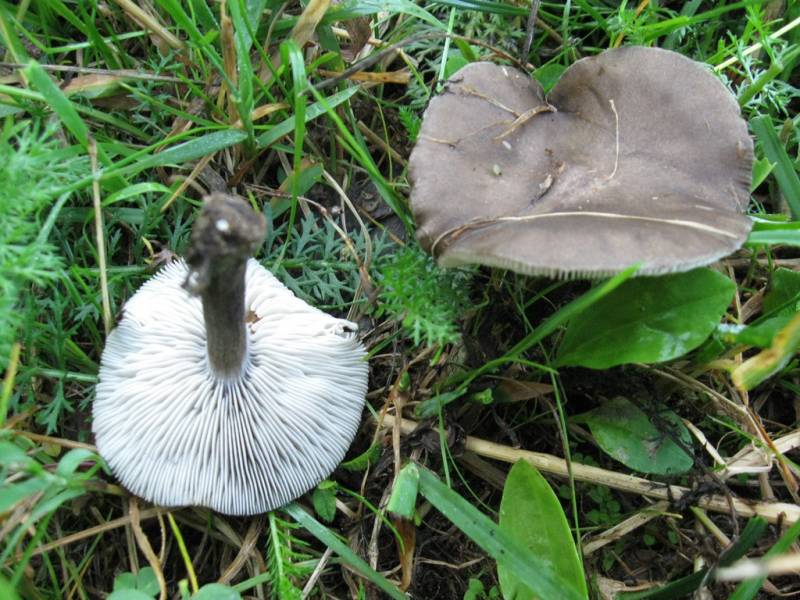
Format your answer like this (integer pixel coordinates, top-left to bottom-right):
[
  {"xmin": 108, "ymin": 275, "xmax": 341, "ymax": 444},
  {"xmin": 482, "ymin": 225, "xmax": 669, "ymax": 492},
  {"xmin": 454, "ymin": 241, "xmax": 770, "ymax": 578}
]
[
  {"xmin": 0, "ymin": 122, "xmax": 86, "ymax": 368},
  {"xmin": 375, "ymin": 243, "xmax": 472, "ymax": 347}
]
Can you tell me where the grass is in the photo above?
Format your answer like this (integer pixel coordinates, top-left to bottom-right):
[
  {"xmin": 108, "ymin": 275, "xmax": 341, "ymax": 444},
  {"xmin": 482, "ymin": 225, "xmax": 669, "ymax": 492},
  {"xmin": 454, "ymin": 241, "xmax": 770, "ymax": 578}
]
[{"xmin": 2, "ymin": 0, "xmax": 800, "ymax": 598}]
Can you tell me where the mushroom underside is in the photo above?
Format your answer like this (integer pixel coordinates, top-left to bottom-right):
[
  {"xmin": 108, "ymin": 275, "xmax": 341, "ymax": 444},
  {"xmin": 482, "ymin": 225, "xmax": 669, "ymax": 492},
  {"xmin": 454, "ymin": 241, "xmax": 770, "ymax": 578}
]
[{"xmin": 93, "ymin": 259, "xmax": 368, "ymax": 515}]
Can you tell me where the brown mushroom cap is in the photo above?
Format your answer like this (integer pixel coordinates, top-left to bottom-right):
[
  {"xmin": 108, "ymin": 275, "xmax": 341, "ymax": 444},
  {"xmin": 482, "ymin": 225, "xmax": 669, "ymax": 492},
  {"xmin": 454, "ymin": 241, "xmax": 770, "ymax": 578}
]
[{"xmin": 409, "ymin": 46, "xmax": 753, "ymax": 278}]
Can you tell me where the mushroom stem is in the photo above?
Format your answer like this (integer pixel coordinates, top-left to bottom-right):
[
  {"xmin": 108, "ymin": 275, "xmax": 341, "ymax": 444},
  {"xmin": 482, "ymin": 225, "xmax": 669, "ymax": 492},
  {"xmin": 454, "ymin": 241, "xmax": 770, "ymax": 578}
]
[
  {"xmin": 184, "ymin": 193, "xmax": 267, "ymax": 378},
  {"xmin": 200, "ymin": 258, "xmax": 249, "ymax": 377}
]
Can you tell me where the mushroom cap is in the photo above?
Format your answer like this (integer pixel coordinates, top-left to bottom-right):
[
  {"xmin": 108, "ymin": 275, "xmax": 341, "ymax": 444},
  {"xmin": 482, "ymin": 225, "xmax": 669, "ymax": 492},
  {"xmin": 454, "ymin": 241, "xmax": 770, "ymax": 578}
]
[
  {"xmin": 409, "ymin": 46, "xmax": 753, "ymax": 278},
  {"xmin": 93, "ymin": 259, "xmax": 368, "ymax": 515}
]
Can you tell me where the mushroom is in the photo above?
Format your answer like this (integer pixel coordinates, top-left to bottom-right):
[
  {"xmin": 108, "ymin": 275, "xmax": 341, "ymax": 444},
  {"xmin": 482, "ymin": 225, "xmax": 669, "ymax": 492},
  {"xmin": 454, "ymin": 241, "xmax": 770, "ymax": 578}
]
[
  {"xmin": 93, "ymin": 193, "xmax": 368, "ymax": 515},
  {"xmin": 409, "ymin": 46, "xmax": 753, "ymax": 278}
]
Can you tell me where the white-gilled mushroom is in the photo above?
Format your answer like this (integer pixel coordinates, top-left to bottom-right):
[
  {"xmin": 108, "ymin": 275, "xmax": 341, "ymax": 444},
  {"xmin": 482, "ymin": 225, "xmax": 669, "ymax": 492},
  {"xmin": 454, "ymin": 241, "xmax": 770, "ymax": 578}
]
[{"xmin": 93, "ymin": 193, "xmax": 368, "ymax": 516}]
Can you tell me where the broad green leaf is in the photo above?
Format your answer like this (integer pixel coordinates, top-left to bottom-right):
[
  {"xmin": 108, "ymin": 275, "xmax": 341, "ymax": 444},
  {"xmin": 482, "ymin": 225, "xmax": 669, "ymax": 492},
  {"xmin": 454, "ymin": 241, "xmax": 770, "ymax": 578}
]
[
  {"xmin": 575, "ymin": 397, "xmax": 693, "ymax": 476},
  {"xmin": 0, "ymin": 441, "xmax": 35, "ymax": 469},
  {"xmin": 498, "ymin": 461, "xmax": 587, "ymax": 600},
  {"xmin": 557, "ymin": 268, "xmax": 735, "ymax": 369},
  {"xmin": 416, "ymin": 466, "xmax": 583, "ymax": 600},
  {"xmin": 453, "ymin": 266, "xmax": 639, "ymax": 388},
  {"xmin": 193, "ymin": 584, "xmax": 241, "ymax": 600}
]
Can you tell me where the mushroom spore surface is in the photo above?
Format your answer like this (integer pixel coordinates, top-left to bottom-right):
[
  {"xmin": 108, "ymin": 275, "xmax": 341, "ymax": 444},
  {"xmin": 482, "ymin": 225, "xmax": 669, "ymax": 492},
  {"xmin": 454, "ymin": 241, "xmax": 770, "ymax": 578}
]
[{"xmin": 93, "ymin": 258, "xmax": 368, "ymax": 515}]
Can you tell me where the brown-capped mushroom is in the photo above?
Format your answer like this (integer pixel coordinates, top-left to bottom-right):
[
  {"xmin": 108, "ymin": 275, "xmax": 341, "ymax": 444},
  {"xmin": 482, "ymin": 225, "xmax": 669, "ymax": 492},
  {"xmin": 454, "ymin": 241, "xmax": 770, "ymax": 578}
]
[
  {"xmin": 409, "ymin": 46, "xmax": 753, "ymax": 278},
  {"xmin": 93, "ymin": 194, "xmax": 368, "ymax": 516}
]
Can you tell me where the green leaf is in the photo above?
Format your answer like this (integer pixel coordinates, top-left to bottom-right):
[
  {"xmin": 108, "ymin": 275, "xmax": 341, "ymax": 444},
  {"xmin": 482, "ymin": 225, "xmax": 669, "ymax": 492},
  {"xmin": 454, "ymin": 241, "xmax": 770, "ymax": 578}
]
[
  {"xmin": 387, "ymin": 463, "xmax": 420, "ymax": 520},
  {"xmin": 340, "ymin": 443, "xmax": 380, "ymax": 471},
  {"xmin": 533, "ymin": 63, "xmax": 567, "ymax": 93},
  {"xmin": 733, "ymin": 313, "xmax": 800, "ymax": 390},
  {"xmin": 137, "ymin": 568, "xmax": 159, "ymax": 596},
  {"xmin": 764, "ymin": 268, "xmax": 800, "ymax": 315},
  {"xmin": 113, "ymin": 572, "xmax": 137, "ymax": 591},
  {"xmin": 107, "ymin": 591, "xmax": 155, "ymax": 600},
  {"xmin": 557, "ymin": 269, "xmax": 734, "ymax": 369},
  {"xmin": 192, "ymin": 584, "xmax": 241, "ymax": 600},
  {"xmin": 416, "ymin": 467, "xmax": 583, "ymax": 600},
  {"xmin": 56, "ymin": 448, "xmax": 97, "ymax": 477},
  {"xmin": 575, "ymin": 397, "xmax": 693, "ymax": 475},
  {"xmin": 104, "ymin": 183, "xmax": 172, "ymax": 206},
  {"xmin": 311, "ymin": 485, "xmax": 337, "ymax": 523},
  {"xmin": 731, "ymin": 268, "xmax": 800, "ymax": 348},
  {"xmin": 751, "ymin": 115, "xmax": 800, "ymax": 219},
  {"xmin": 498, "ymin": 461, "xmax": 587, "ymax": 600}
]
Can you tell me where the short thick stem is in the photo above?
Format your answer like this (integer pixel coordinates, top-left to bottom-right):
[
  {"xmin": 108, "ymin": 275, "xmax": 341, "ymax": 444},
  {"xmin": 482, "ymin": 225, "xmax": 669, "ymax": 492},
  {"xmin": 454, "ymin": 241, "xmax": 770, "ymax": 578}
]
[{"xmin": 201, "ymin": 259, "xmax": 248, "ymax": 378}]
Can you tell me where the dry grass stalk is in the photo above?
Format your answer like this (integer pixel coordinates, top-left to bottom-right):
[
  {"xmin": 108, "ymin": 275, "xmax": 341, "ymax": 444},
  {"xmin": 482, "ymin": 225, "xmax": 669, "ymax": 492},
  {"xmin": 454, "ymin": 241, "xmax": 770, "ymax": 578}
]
[
  {"xmin": 113, "ymin": 0, "xmax": 183, "ymax": 51},
  {"xmin": 379, "ymin": 414, "xmax": 800, "ymax": 525},
  {"xmin": 583, "ymin": 501, "xmax": 671, "ymax": 556},
  {"xmin": 130, "ymin": 497, "xmax": 167, "ymax": 600}
]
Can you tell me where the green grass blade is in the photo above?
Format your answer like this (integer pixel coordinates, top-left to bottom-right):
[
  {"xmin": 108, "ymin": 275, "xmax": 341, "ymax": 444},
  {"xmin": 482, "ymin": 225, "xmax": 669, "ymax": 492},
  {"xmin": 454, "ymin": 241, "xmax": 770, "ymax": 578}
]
[
  {"xmin": 255, "ymin": 85, "xmax": 359, "ymax": 149},
  {"xmin": 122, "ymin": 129, "xmax": 248, "ymax": 174},
  {"xmin": 24, "ymin": 60, "xmax": 89, "ymax": 148},
  {"xmin": 451, "ymin": 265, "xmax": 639, "ymax": 387},
  {"xmin": 751, "ymin": 115, "xmax": 800, "ymax": 219},
  {"xmin": 416, "ymin": 466, "xmax": 584, "ymax": 600},
  {"xmin": 282, "ymin": 503, "xmax": 407, "ymax": 600},
  {"xmin": 729, "ymin": 517, "xmax": 800, "ymax": 599}
]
